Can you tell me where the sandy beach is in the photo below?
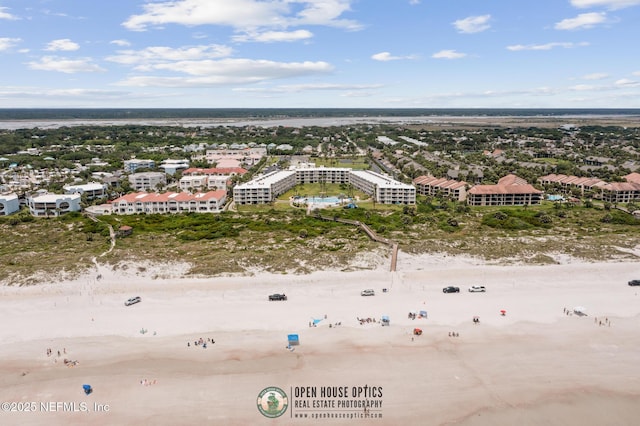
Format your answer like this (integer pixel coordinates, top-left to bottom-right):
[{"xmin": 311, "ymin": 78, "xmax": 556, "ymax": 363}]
[{"xmin": 1, "ymin": 252, "xmax": 640, "ymax": 425}]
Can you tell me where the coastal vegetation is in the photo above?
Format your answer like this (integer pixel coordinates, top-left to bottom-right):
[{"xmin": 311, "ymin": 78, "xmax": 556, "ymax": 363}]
[{"xmin": 1, "ymin": 115, "xmax": 639, "ymax": 285}]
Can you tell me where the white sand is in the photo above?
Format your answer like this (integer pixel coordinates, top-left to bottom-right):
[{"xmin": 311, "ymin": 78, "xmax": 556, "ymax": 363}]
[{"xmin": 1, "ymin": 253, "xmax": 640, "ymax": 425}]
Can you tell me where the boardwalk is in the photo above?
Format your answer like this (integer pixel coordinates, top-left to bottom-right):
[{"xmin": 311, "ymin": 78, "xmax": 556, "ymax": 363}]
[{"xmin": 316, "ymin": 215, "xmax": 399, "ymax": 272}]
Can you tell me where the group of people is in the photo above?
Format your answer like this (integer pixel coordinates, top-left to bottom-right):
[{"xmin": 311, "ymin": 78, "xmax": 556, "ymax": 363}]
[
  {"xmin": 448, "ymin": 332, "xmax": 460, "ymax": 337},
  {"xmin": 46, "ymin": 347, "xmax": 66, "ymax": 359},
  {"xmin": 140, "ymin": 379, "xmax": 157, "ymax": 386},
  {"xmin": 188, "ymin": 337, "xmax": 215, "ymax": 349}
]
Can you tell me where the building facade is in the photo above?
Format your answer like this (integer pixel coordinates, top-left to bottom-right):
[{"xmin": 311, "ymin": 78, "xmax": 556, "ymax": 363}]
[
  {"xmin": 111, "ymin": 190, "xmax": 227, "ymax": 214},
  {"xmin": 123, "ymin": 159, "xmax": 155, "ymax": 173},
  {"xmin": 0, "ymin": 193, "xmax": 20, "ymax": 216},
  {"xmin": 128, "ymin": 172, "xmax": 167, "ymax": 191},
  {"xmin": 413, "ymin": 176, "xmax": 468, "ymax": 201},
  {"xmin": 63, "ymin": 182, "xmax": 108, "ymax": 200},
  {"xmin": 27, "ymin": 193, "xmax": 82, "ymax": 217},
  {"xmin": 233, "ymin": 167, "xmax": 416, "ymax": 205},
  {"xmin": 467, "ymin": 175, "xmax": 543, "ymax": 206}
]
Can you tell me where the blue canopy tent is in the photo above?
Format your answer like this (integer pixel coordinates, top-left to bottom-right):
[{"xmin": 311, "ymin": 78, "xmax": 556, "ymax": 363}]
[
  {"xmin": 381, "ymin": 316, "xmax": 390, "ymax": 326},
  {"xmin": 287, "ymin": 334, "xmax": 300, "ymax": 346}
]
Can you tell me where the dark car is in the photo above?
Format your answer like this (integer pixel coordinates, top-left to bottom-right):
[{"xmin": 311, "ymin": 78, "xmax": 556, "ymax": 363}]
[
  {"xmin": 443, "ymin": 286, "xmax": 460, "ymax": 293},
  {"xmin": 269, "ymin": 293, "xmax": 287, "ymax": 301},
  {"xmin": 629, "ymin": 280, "xmax": 640, "ymax": 286},
  {"xmin": 125, "ymin": 296, "xmax": 141, "ymax": 306}
]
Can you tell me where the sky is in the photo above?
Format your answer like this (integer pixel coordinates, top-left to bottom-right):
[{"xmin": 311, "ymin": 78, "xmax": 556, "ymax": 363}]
[{"xmin": 1, "ymin": 0, "xmax": 640, "ymax": 109}]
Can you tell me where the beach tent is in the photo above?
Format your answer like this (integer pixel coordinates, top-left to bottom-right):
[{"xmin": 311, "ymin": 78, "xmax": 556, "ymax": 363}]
[
  {"xmin": 381, "ymin": 316, "xmax": 390, "ymax": 326},
  {"xmin": 311, "ymin": 318, "xmax": 323, "ymax": 325},
  {"xmin": 419, "ymin": 310, "xmax": 428, "ymax": 318},
  {"xmin": 287, "ymin": 334, "xmax": 300, "ymax": 346},
  {"xmin": 82, "ymin": 384, "xmax": 93, "ymax": 395}
]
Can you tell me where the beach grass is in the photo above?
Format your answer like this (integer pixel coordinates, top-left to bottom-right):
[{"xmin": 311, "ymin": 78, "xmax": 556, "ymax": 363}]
[{"xmin": 0, "ymin": 201, "xmax": 638, "ymax": 285}]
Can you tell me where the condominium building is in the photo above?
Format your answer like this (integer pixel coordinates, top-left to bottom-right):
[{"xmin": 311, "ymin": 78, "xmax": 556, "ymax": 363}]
[
  {"xmin": 233, "ymin": 171, "xmax": 296, "ymax": 205},
  {"xmin": 27, "ymin": 193, "xmax": 81, "ymax": 217},
  {"xmin": 123, "ymin": 159, "xmax": 155, "ymax": 173},
  {"xmin": 129, "ymin": 172, "xmax": 167, "ymax": 191},
  {"xmin": 63, "ymin": 182, "xmax": 108, "ymax": 200},
  {"xmin": 233, "ymin": 168, "xmax": 416, "ymax": 205},
  {"xmin": 413, "ymin": 176, "xmax": 468, "ymax": 201},
  {"xmin": 111, "ymin": 190, "xmax": 227, "ymax": 214},
  {"xmin": 0, "ymin": 193, "xmax": 20, "ymax": 216},
  {"xmin": 349, "ymin": 170, "xmax": 416, "ymax": 205},
  {"xmin": 467, "ymin": 175, "xmax": 543, "ymax": 206}
]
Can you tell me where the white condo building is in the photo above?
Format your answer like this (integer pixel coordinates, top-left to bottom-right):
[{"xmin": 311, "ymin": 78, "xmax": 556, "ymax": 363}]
[
  {"xmin": 234, "ymin": 167, "xmax": 415, "ymax": 205},
  {"xmin": 27, "ymin": 193, "xmax": 82, "ymax": 217},
  {"xmin": 0, "ymin": 193, "xmax": 20, "ymax": 216},
  {"xmin": 64, "ymin": 182, "xmax": 108, "ymax": 200}
]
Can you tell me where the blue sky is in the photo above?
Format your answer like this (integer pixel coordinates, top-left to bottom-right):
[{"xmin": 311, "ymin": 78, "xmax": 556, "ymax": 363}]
[{"xmin": 1, "ymin": 0, "xmax": 639, "ymax": 108}]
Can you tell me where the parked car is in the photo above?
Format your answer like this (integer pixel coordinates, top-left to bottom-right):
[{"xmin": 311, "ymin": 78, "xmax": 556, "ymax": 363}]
[
  {"xmin": 125, "ymin": 296, "xmax": 141, "ymax": 306},
  {"xmin": 442, "ymin": 286, "xmax": 460, "ymax": 293},
  {"xmin": 628, "ymin": 280, "xmax": 640, "ymax": 286},
  {"xmin": 361, "ymin": 289, "xmax": 375, "ymax": 296},
  {"xmin": 269, "ymin": 293, "xmax": 287, "ymax": 301},
  {"xmin": 468, "ymin": 285, "xmax": 486, "ymax": 292}
]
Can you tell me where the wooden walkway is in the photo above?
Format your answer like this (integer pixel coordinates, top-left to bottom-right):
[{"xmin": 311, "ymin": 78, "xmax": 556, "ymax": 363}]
[{"xmin": 316, "ymin": 215, "xmax": 399, "ymax": 272}]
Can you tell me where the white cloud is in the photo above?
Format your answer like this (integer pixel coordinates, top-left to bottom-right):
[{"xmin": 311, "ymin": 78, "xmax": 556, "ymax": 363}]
[
  {"xmin": 27, "ymin": 56, "xmax": 106, "ymax": 73},
  {"xmin": 45, "ymin": 39, "xmax": 80, "ymax": 51},
  {"xmin": 432, "ymin": 50, "xmax": 466, "ymax": 59},
  {"xmin": 570, "ymin": 0, "xmax": 640, "ymax": 9},
  {"xmin": 555, "ymin": 12, "xmax": 607, "ymax": 30},
  {"xmin": 583, "ymin": 72, "xmax": 609, "ymax": 80},
  {"xmin": 234, "ymin": 83, "xmax": 382, "ymax": 93},
  {"xmin": 115, "ymin": 59, "xmax": 333, "ymax": 87},
  {"xmin": 110, "ymin": 39, "xmax": 131, "ymax": 47},
  {"xmin": 123, "ymin": 0, "xmax": 361, "ymax": 32},
  {"xmin": 569, "ymin": 84, "xmax": 596, "ymax": 91},
  {"xmin": 106, "ymin": 44, "xmax": 233, "ymax": 66},
  {"xmin": 633, "ymin": 71, "xmax": 640, "ymax": 76},
  {"xmin": 615, "ymin": 78, "xmax": 639, "ymax": 87},
  {"xmin": 506, "ymin": 41, "xmax": 589, "ymax": 51},
  {"xmin": 409, "ymin": 0, "xmax": 421, "ymax": 4},
  {"xmin": 0, "ymin": 38, "xmax": 21, "ymax": 51},
  {"xmin": 453, "ymin": 15, "xmax": 491, "ymax": 34},
  {"xmin": 232, "ymin": 30, "xmax": 313, "ymax": 43},
  {"xmin": 371, "ymin": 51, "xmax": 417, "ymax": 61},
  {"xmin": 0, "ymin": 6, "xmax": 18, "ymax": 20}
]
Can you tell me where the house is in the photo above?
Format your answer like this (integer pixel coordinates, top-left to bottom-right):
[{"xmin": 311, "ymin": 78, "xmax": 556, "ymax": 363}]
[
  {"xmin": 63, "ymin": 182, "xmax": 108, "ymax": 200},
  {"xmin": 467, "ymin": 174, "xmax": 543, "ymax": 206},
  {"xmin": 128, "ymin": 172, "xmax": 167, "ymax": 191},
  {"xmin": 0, "ymin": 193, "xmax": 20, "ymax": 216},
  {"xmin": 159, "ymin": 159, "xmax": 189, "ymax": 175},
  {"xmin": 27, "ymin": 193, "xmax": 81, "ymax": 217},
  {"xmin": 123, "ymin": 159, "xmax": 155, "ymax": 173}
]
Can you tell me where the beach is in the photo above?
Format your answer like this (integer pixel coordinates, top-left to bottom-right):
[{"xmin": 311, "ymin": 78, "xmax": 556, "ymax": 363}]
[{"xmin": 1, "ymin": 252, "xmax": 640, "ymax": 425}]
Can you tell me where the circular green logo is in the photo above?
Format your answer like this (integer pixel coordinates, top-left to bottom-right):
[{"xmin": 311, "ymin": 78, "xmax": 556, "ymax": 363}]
[{"xmin": 257, "ymin": 387, "xmax": 288, "ymax": 418}]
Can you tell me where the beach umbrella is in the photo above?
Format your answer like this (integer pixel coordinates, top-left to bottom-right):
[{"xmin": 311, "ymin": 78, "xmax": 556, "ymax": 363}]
[
  {"xmin": 500, "ymin": 310, "xmax": 506, "ymax": 316},
  {"xmin": 82, "ymin": 384, "xmax": 93, "ymax": 395}
]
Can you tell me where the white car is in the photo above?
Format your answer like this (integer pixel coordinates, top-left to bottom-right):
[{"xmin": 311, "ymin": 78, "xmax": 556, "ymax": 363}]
[
  {"xmin": 361, "ymin": 289, "xmax": 375, "ymax": 296},
  {"xmin": 468, "ymin": 285, "xmax": 486, "ymax": 293},
  {"xmin": 125, "ymin": 296, "xmax": 142, "ymax": 306}
]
